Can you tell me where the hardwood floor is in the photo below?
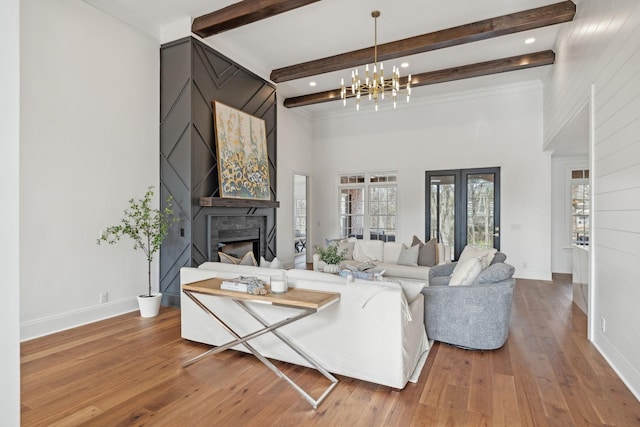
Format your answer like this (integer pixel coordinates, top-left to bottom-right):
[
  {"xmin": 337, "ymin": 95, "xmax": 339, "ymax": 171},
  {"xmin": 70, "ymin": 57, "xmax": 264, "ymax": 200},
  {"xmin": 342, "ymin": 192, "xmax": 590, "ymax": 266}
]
[{"xmin": 21, "ymin": 276, "xmax": 640, "ymax": 426}]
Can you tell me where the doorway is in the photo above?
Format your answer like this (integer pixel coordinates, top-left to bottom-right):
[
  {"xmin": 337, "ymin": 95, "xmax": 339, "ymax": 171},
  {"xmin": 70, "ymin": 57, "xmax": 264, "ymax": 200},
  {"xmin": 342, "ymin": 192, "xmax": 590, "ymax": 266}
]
[
  {"xmin": 293, "ymin": 174, "xmax": 308, "ymax": 269},
  {"xmin": 426, "ymin": 167, "xmax": 501, "ymax": 260}
]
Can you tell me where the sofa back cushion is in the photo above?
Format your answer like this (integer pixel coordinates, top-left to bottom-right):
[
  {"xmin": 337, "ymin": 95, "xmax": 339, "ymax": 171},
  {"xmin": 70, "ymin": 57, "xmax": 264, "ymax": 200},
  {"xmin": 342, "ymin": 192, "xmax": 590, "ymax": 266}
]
[
  {"xmin": 197, "ymin": 261, "xmax": 286, "ymax": 283},
  {"xmin": 353, "ymin": 239, "xmax": 385, "ymax": 262},
  {"xmin": 382, "ymin": 242, "xmax": 403, "ymax": 263}
]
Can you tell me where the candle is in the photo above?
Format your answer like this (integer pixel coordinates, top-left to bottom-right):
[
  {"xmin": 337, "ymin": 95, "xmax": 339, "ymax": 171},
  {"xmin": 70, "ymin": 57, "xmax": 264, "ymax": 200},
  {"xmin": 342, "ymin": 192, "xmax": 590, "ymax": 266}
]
[{"xmin": 270, "ymin": 276, "xmax": 288, "ymax": 294}]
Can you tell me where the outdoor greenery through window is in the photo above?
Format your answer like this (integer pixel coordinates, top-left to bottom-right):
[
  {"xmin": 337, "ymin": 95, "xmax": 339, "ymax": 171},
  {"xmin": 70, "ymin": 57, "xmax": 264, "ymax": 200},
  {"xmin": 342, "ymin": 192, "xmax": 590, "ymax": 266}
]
[
  {"xmin": 466, "ymin": 174, "xmax": 495, "ymax": 249},
  {"xmin": 427, "ymin": 167, "xmax": 500, "ymax": 260},
  {"xmin": 339, "ymin": 172, "xmax": 397, "ymax": 241},
  {"xmin": 571, "ymin": 169, "xmax": 590, "ymax": 245}
]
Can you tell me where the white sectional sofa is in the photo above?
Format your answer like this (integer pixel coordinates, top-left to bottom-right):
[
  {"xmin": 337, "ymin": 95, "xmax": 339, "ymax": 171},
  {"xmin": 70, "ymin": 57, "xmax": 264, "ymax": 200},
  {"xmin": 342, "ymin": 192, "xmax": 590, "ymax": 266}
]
[
  {"xmin": 180, "ymin": 262, "xmax": 430, "ymax": 389},
  {"xmin": 313, "ymin": 238, "xmax": 451, "ymax": 282}
]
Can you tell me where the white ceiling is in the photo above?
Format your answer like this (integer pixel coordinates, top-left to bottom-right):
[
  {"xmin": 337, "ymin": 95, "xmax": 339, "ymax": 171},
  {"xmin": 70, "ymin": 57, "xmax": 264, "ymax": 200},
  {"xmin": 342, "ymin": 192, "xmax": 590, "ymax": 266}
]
[{"xmin": 83, "ymin": 0, "xmax": 570, "ymax": 115}]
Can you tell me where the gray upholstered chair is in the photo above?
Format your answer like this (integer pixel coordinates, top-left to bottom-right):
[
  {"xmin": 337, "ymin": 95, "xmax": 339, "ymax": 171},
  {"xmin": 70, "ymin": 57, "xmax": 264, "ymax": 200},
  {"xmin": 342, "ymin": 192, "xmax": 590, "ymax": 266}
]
[{"xmin": 421, "ymin": 253, "xmax": 515, "ymax": 350}]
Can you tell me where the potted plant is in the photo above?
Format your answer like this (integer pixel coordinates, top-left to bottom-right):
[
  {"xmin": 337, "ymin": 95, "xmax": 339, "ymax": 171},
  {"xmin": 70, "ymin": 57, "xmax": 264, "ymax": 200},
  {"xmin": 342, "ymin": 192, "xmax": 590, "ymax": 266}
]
[
  {"xmin": 98, "ymin": 186, "xmax": 177, "ymax": 317},
  {"xmin": 314, "ymin": 244, "xmax": 347, "ymax": 273}
]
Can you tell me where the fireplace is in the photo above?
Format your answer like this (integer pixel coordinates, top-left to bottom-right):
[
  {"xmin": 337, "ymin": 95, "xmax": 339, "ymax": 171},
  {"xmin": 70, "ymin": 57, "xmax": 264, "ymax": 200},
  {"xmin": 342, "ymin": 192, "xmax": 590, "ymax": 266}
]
[{"xmin": 208, "ymin": 215, "xmax": 267, "ymax": 262}]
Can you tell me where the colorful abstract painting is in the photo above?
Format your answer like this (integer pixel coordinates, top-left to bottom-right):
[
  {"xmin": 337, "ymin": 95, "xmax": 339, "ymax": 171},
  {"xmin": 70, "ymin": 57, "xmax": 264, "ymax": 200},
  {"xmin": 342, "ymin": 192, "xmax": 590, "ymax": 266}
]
[{"xmin": 213, "ymin": 101, "xmax": 270, "ymax": 200}]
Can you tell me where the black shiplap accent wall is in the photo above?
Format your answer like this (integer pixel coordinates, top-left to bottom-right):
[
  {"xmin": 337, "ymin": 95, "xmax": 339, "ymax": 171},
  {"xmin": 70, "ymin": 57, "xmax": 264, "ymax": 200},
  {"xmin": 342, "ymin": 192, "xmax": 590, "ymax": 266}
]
[{"xmin": 159, "ymin": 37, "xmax": 277, "ymax": 307}]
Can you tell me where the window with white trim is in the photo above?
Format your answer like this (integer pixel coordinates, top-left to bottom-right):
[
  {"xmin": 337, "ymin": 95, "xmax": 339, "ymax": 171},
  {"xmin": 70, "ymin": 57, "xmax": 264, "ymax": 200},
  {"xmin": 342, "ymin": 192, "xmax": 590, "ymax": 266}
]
[
  {"xmin": 571, "ymin": 169, "xmax": 589, "ymax": 245},
  {"xmin": 339, "ymin": 172, "xmax": 397, "ymax": 241}
]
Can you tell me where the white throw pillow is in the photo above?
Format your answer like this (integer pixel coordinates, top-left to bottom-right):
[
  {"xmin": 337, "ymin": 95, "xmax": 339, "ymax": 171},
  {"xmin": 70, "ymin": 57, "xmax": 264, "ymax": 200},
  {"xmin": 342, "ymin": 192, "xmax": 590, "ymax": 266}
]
[
  {"xmin": 449, "ymin": 256, "xmax": 483, "ymax": 286},
  {"xmin": 458, "ymin": 246, "xmax": 497, "ymax": 269},
  {"xmin": 260, "ymin": 256, "xmax": 283, "ymax": 269}
]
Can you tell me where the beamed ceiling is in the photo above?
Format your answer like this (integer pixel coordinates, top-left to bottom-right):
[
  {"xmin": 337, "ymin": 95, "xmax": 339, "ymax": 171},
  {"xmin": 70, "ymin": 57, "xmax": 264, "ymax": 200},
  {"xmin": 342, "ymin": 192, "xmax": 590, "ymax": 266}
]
[{"xmin": 83, "ymin": 0, "xmax": 576, "ymax": 114}]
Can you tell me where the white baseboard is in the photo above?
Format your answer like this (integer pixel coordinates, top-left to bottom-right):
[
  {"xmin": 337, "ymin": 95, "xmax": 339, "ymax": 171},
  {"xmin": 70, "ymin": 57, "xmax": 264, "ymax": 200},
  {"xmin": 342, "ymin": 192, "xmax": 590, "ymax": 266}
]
[
  {"xmin": 20, "ymin": 297, "xmax": 139, "ymax": 341},
  {"xmin": 593, "ymin": 332, "xmax": 640, "ymax": 402},
  {"xmin": 514, "ymin": 270, "xmax": 552, "ymax": 281}
]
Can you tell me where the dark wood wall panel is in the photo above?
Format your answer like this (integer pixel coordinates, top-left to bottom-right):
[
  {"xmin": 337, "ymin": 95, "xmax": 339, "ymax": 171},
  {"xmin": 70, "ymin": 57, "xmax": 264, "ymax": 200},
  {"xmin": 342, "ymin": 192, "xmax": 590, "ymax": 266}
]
[{"xmin": 160, "ymin": 37, "xmax": 277, "ymax": 307}]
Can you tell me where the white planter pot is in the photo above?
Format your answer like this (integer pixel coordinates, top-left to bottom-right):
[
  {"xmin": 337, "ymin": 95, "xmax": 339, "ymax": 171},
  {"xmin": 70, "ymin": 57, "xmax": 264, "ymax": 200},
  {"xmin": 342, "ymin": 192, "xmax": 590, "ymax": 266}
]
[
  {"xmin": 137, "ymin": 293, "xmax": 162, "ymax": 318},
  {"xmin": 323, "ymin": 264, "xmax": 339, "ymax": 274}
]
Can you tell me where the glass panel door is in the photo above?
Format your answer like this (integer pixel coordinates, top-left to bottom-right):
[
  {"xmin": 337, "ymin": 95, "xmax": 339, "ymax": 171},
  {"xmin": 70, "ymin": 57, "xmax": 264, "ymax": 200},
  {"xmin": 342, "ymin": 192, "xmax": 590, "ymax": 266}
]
[
  {"xmin": 427, "ymin": 167, "xmax": 500, "ymax": 260},
  {"xmin": 427, "ymin": 173, "xmax": 457, "ymax": 255},
  {"xmin": 464, "ymin": 171, "xmax": 499, "ymax": 250}
]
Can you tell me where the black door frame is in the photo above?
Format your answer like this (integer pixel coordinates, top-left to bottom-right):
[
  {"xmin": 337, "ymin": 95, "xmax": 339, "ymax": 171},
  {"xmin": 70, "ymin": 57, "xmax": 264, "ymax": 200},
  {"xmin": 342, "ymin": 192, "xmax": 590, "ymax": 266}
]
[{"xmin": 426, "ymin": 167, "xmax": 501, "ymax": 260}]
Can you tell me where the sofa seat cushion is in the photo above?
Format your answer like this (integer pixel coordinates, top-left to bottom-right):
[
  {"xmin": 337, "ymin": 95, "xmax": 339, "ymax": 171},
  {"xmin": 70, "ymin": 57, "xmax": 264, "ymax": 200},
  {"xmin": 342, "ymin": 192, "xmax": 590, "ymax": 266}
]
[{"xmin": 374, "ymin": 262, "xmax": 430, "ymax": 281}]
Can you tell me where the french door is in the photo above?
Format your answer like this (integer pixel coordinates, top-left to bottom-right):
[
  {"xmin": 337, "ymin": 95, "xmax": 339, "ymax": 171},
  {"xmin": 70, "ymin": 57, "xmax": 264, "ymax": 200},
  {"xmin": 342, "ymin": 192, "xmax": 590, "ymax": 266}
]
[{"xmin": 426, "ymin": 167, "xmax": 500, "ymax": 260}]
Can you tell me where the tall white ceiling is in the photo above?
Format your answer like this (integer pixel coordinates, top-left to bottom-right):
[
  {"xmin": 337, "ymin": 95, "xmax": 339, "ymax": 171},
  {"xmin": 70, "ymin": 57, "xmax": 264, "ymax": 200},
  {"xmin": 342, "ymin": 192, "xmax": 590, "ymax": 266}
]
[{"xmin": 83, "ymin": 0, "xmax": 571, "ymax": 114}]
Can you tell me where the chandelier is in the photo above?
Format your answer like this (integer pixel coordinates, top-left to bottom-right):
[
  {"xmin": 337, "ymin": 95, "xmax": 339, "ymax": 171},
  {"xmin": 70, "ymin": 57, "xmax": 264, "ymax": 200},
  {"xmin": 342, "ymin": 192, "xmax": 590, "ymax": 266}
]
[{"xmin": 340, "ymin": 10, "xmax": 411, "ymax": 111}]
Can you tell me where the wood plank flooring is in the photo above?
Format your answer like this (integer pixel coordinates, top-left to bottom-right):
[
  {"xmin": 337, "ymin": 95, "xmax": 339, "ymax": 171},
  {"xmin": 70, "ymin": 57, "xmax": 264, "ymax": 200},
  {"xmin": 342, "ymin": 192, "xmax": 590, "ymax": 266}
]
[{"xmin": 21, "ymin": 275, "xmax": 640, "ymax": 426}]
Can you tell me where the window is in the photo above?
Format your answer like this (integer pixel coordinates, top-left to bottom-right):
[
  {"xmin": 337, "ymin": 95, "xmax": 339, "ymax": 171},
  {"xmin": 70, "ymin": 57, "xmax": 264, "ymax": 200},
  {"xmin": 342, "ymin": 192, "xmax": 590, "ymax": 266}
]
[
  {"xmin": 571, "ymin": 169, "xmax": 589, "ymax": 245},
  {"xmin": 339, "ymin": 173, "xmax": 397, "ymax": 241},
  {"xmin": 339, "ymin": 172, "xmax": 397, "ymax": 241}
]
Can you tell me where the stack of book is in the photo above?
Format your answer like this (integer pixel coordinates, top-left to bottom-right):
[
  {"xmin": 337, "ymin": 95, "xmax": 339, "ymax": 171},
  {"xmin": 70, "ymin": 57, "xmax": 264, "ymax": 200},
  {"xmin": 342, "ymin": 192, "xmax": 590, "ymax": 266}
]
[{"xmin": 220, "ymin": 276, "xmax": 266, "ymax": 295}]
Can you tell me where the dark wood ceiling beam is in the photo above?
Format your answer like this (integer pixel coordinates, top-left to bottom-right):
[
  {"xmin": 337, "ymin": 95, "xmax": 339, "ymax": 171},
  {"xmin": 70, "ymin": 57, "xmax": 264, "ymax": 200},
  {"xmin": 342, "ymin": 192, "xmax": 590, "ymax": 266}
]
[
  {"xmin": 192, "ymin": 0, "xmax": 321, "ymax": 38},
  {"xmin": 283, "ymin": 50, "xmax": 555, "ymax": 108},
  {"xmin": 271, "ymin": 1, "xmax": 574, "ymax": 83}
]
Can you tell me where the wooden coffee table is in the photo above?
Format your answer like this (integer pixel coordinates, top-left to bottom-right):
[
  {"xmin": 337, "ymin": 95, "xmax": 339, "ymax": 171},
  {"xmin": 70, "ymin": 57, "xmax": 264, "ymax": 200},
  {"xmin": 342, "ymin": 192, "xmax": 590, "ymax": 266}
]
[{"xmin": 182, "ymin": 278, "xmax": 340, "ymax": 409}]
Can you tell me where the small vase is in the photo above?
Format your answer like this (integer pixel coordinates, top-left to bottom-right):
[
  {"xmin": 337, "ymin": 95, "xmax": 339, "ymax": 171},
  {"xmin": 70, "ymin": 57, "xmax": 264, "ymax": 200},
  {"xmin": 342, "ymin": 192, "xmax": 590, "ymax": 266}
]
[{"xmin": 323, "ymin": 264, "xmax": 339, "ymax": 274}]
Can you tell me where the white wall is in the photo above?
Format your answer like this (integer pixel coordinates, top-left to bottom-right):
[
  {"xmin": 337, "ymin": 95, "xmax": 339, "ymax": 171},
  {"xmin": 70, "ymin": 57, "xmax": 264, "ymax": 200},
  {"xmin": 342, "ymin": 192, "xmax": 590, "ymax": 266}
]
[
  {"xmin": 20, "ymin": 0, "xmax": 160, "ymax": 339},
  {"xmin": 0, "ymin": 0, "xmax": 22, "ymax": 422},
  {"xmin": 311, "ymin": 83, "xmax": 550, "ymax": 280},
  {"xmin": 543, "ymin": 0, "xmax": 640, "ymax": 399},
  {"xmin": 276, "ymin": 102, "xmax": 313, "ymax": 267}
]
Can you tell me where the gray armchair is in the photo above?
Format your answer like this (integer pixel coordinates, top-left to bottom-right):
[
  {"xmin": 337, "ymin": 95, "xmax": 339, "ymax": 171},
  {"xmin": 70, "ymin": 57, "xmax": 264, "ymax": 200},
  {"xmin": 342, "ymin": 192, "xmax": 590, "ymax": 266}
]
[{"xmin": 421, "ymin": 253, "xmax": 515, "ymax": 350}]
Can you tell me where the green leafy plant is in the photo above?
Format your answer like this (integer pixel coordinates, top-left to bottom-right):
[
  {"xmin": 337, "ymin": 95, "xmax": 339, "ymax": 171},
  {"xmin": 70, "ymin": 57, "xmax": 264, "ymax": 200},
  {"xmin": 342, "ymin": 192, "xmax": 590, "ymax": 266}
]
[
  {"xmin": 314, "ymin": 244, "xmax": 347, "ymax": 265},
  {"xmin": 97, "ymin": 186, "xmax": 178, "ymax": 297}
]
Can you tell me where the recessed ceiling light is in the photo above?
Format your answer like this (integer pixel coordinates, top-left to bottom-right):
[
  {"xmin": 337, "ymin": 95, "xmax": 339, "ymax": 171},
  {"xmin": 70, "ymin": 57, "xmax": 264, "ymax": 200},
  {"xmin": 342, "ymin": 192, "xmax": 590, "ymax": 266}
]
[
  {"xmin": 309, "ymin": 81, "xmax": 317, "ymax": 87},
  {"xmin": 401, "ymin": 62, "xmax": 409, "ymax": 68},
  {"xmin": 525, "ymin": 37, "xmax": 536, "ymax": 44}
]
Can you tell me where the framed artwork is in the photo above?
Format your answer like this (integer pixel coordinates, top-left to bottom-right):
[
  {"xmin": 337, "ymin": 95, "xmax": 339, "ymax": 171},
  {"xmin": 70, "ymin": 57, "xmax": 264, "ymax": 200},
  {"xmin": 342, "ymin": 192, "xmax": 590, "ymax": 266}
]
[{"xmin": 213, "ymin": 101, "xmax": 271, "ymax": 200}]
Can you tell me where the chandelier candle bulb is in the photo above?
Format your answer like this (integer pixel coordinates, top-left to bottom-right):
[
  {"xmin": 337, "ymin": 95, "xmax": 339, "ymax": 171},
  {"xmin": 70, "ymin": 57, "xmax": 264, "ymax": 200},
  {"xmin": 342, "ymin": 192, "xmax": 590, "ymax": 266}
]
[{"xmin": 340, "ymin": 10, "xmax": 411, "ymax": 111}]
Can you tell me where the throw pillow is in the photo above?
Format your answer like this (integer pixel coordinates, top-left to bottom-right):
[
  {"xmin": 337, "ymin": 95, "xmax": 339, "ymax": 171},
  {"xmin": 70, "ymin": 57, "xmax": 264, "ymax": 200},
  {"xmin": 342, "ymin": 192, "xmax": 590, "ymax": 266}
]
[
  {"xmin": 449, "ymin": 256, "xmax": 483, "ymax": 286},
  {"xmin": 412, "ymin": 235, "xmax": 437, "ymax": 267},
  {"xmin": 218, "ymin": 252, "xmax": 239, "ymax": 264},
  {"xmin": 260, "ymin": 256, "xmax": 284, "ymax": 269},
  {"xmin": 239, "ymin": 251, "xmax": 258, "ymax": 266},
  {"xmin": 396, "ymin": 244, "xmax": 419, "ymax": 267},
  {"xmin": 337, "ymin": 240, "xmax": 355, "ymax": 260},
  {"xmin": 219, "ymin": 251, "xmax": 257, "ymax": 266},
  {"xmin": 458, "ymin": 246, "xmax": 497, "ymax": 269},
  {"xmin": 475, "ymin": 262, "xmax": 515, "ymax": 284}
]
